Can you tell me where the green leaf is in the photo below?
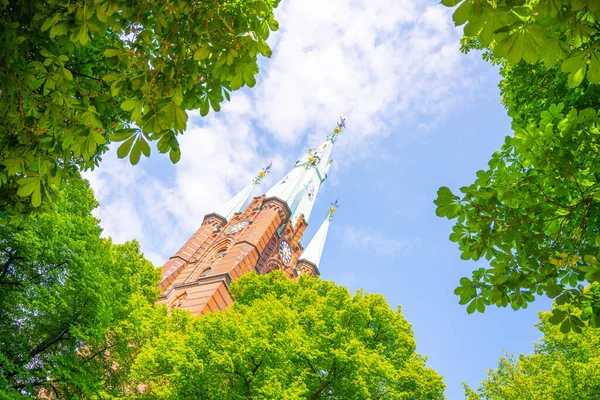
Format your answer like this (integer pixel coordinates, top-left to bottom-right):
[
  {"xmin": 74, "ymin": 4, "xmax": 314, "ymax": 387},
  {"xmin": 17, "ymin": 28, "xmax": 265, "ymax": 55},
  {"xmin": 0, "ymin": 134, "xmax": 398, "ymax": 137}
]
[
  {"xmin": 548, "ymin": 309, "xmax": 567, "ymax": 325},
  {"xmin": 588, "ymin": 50, "xmax": 600, "ymax": 84},
  {"xmin": 267, "ymin": 18, "xmax": 279, "ymax": 31},
  {"xmin": 31, "ymin": 184, "xmax": 42, "ymax": 207},
  {"xmin": 546, "ymin": 283, "xmax": 563, "ymax": 298},
  {"xmin": 62, "ymin": 68, "xmax": 73, "ymax": 80},
  {"xmin": 139, "ymin": 137, "xmax": 151, "ymax": 157},
  {"xmin": 40, "ymin": 18, "xmax": 54, "ymax": 32},
  {"xmin": 209, "ymin": 98, "xmax": 220, "ymax": 112},
  {"xmin": 157, "ymin": 135, "xmax": 171, "ymax": 154},
  {"xmin": 76, "ymin": 25, "xmax": 90, "ymax": 45},
  {"xmin": 541, "ymin": 38, "xmax": 568, "ymax": 68},
  {"xmin": 117, "ymin": 135, "xmax": 136, "ymax": 159},
  {"xmin": 453, "ymin": 1, "xmax": 471, "ymax": 26},
  {"xmin": 17, "ymin": 176, "xmax": 41, "ymax": 197},
  {"xmin": 494, "ymin": 24, "xmax": 546, "ymax": 64},
  {"xmin": 442, "ymin": 0, "xmax": 463, "ymax": 5},
  {"xmin": 103, "ymin": 48, "xmax": 121, "ymax": 57},
  {"xmin": 111, "ymin": 129, "xmax": 137, "ymax": 142},
  {"xmin": 121, "ymin": 99, "xmax": 138, "ymax": 111},
  {"xmin": 467, "ymin": 299, "xmax": 477, "ymax": 314},
  {"xmin": 54, "ymin": 22, "xmax": 70, "ymax": 36},
  {"xmin": 102, "ymin": 74, "xmax": 120, "ymax": 82},
  {"xmin": 559, "ymin": 317, "xmax": 572, "ymax": 333},
  {"xmin": 585, "ymin": 269, "xmax": 600, "ymax": 283},
  {"xmin": 434, "ymin": 187, "xmax": 462, "ymax": 218},
  {"xmin": 200, "ymin": 100, "xmax": 209, "ymax": 117},
  {"xmin": 231, "ymin": 72, "xmax": 244, "ymax": 90},
  {"xmin": 172, "ymin": 87, "xmax": 183, "ymax": 106},
  {"xmin": 562, "ymin": 50, "xmax": 589, "ymax": 88},
  {"xmin": 569, "ymin": 66, "xmax": 587, "ymax": 88},
  {"xmin": 169, "ymin": 148, "xmax": 181, "ymax": 163},
  {"xmin": 476, "ymin": 298, "xmax": 485, "ymax": 312},
  {"xmin": 91, "ymin": 130, "xmax": 106, "ymax": 145},
  {"xmin": 171, "ymin": 105, "xmax": 188, "ymax": 131},
  {"xmin": 130, "ymin": 138, "xmax": 142, "ymax": 165},
  {"xmin": 584, "ymin": 255, "xmax": 598, "ymax": 266},
  {"xmin": 193, "ymin": 46, "xmax": 211, "ymax": 61}
]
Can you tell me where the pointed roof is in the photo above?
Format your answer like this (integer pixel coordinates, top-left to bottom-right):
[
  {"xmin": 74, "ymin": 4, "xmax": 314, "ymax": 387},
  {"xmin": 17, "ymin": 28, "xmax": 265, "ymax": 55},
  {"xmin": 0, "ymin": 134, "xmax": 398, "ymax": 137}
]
[
  {"xmin": 217, "ymin": 163, "xmax": 271, "ymax": 221},
  {"xmin": 266, "ymin": 117, "xmax": 345, "ymax": 225},
  {"xmin": 298, "ymin": 201, "xmax": 338, "ymax": 269}
]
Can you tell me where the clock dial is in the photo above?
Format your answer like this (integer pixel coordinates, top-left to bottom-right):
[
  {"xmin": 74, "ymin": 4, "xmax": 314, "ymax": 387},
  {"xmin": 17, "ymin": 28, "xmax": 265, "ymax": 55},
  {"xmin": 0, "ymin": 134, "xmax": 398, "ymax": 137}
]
[
  {"xmin": 226, "ymin": 221, "xmax": 249, "ymax": 234},
  {"xmin": 279, "ymin": 240, "xmax": 292, "ymax": 264}
]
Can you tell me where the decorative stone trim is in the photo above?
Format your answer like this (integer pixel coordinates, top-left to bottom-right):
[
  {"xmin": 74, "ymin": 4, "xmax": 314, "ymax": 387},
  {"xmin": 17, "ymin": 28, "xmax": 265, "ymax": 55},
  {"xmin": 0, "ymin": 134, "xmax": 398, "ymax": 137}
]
[
  {"xmin": 262, "ymin": 196, "xmax": 291, "ymax": 221},
  {"xmin": 202, "ymin": 213, "xmax": 227, "ymax": 227},
  {"xmin": 174, "ymin": 273, "xmax": 232, "ymax": 290},
  {"xmin": 296, "ymin": 259, "xmax": 320, "ymax": 277}
]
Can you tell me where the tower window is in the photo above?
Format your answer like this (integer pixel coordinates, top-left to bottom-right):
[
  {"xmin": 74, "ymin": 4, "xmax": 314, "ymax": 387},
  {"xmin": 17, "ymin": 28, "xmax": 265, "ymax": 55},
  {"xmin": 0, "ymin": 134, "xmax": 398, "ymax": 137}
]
[
  {"xmin": 171, "ymin": 292, "xmax": 188, "ymax": 310},
  {"xmin": 200, "ymin": 267, "xmax": 212, "ymax": 277}
]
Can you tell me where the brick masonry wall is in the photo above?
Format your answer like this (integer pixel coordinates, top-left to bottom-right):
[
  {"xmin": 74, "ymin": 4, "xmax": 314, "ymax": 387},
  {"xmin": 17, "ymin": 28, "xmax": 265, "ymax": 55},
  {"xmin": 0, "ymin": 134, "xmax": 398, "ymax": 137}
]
[{"xmin": 157, "ymin": 196, "xmax": 315, "ymax": 315}]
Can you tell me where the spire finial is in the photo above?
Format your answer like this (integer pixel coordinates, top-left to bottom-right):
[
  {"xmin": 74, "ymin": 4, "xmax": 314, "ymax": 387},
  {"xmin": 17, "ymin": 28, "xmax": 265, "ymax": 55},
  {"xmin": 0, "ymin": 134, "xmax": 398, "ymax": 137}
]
[
  {"xmin": 327, "ymin": 199, "xmax": 339, "ymax": 220},
  {"xmin": 329, "ymin": 116, "xmax": 346, "ymax": 143},
  {"xmin": 253, "ymin": 162, "xmax": 272, "ymax": 185}
]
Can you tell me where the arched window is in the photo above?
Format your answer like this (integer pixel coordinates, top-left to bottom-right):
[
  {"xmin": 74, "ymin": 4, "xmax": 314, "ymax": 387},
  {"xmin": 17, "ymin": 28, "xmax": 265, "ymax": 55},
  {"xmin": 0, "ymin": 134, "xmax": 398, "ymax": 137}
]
[
  {"xmin": 170, "ymin": 292, "xmax": 187, "ymax": 310},
  {"xmin": 211, "ymin": 239, "xmax": 231, "ymax": 255},
  {"xmin": 199, "ymin": 267, "xmax": 212, "ymax": 278}
]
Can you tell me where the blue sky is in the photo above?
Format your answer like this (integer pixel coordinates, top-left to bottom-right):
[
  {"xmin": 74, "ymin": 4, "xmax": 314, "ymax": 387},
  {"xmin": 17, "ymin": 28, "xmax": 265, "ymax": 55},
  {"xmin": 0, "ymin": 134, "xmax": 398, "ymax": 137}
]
[{"xmin": 87, "ymin": 1, "xmax": 553, "ymax": 398}]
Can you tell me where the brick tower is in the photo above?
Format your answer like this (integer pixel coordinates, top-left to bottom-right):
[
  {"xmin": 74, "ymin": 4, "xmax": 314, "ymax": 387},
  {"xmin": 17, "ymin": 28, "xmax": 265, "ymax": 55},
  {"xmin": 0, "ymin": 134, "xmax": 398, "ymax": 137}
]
[{"xmin": 156, "ymin": 119, "xmax": 345, "ymax": 315}]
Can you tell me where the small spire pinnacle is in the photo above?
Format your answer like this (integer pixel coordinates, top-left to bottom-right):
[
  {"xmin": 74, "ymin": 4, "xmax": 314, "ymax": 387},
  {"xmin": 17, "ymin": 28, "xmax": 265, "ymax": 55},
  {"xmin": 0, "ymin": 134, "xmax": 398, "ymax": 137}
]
[
  {"xmin": 217, "ymin": 164, "xmax": 269, "ymax": 221},
  {"xmin": 297, "ymin": 202, "xmax": 338, "ymax": 270},
  {"xmin": 253, "ymin": 162, "xmax": 272, "ymax": 185},
  {"xmin": 327, "ymin": 199, "xmax": 339, "ymax": 220},
  {"xmin": 327, "ymin": 116, "xmax": 347, "ymax": 143}
]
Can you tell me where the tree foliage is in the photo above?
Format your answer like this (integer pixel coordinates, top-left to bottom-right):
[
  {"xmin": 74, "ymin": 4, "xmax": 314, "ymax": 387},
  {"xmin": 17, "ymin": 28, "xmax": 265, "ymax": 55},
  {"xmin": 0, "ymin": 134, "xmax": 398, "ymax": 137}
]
[
  {"xmin": 442, "ymin": 0, "xmax": 600, "ymax": 87},
  {"xmin": 465, "ymin": 298, "xmax": 600, "ymax": 399},
  {"xmin": 0, "ymin": 0, "xmax": 279, "ymax": 215},
  {"xmin": 438, "ymin": 0, "xmax": 600, "ymax": 331},
  {"xmin": 129, "ymin": 272, "xmax": 445, "ymax": 400},
  {"xmin": 0, "ymin": 175, "xmax": 161, "ymax": 398}
]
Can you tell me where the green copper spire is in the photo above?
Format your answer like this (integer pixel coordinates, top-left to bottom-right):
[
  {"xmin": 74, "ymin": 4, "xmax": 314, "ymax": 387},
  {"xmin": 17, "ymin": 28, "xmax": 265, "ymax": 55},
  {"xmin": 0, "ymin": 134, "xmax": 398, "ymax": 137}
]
[
  {"xmin": 297, "ymin": 200, "xmax": 338, "ymax": 269},
  {"xmin": 266, "ymin": 117, "xmax": 346, "ymax": 225},
  {"xmin": 217, "ymin": 163, "xmax": 271, "ymax": 221}
]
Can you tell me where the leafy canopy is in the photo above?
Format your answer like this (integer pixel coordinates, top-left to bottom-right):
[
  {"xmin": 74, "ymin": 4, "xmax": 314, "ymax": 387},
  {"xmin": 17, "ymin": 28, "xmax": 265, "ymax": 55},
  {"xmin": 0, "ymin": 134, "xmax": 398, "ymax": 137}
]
[
  {"xmin": 0, "ymin": 175, "xmax": 161, "ymax": 398},
  {"xmin": 130, "ymin": 272, "xmax": 446, "ymax": 400},
  {"xmin": 443, "ymin": 0, "xmax": 600, "ymax": 88},
  {"xmin": 464, "ymin": 295, "xmax": 600, "ymax": 399},
  {"xmin": 0, "ymin": 0, "xmax": 279, "ymax": 215},
  {"xmin": 438, "ymin": 0, "xmax": 600, "ymax": 332}
]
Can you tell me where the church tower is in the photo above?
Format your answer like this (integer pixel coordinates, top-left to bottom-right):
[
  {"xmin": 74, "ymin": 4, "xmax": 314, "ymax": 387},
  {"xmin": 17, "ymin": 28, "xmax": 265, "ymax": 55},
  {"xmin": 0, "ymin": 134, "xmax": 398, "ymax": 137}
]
[{"xmin": 156, "ymin": 118, "xmax": 345, "ymax": 315}]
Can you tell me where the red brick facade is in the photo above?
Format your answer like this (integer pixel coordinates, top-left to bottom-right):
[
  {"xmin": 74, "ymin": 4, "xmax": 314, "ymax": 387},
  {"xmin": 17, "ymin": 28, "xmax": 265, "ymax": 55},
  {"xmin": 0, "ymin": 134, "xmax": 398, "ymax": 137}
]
[{"xmin": 156, "ymin": 195, "xmax": 315, "ymax": 315}]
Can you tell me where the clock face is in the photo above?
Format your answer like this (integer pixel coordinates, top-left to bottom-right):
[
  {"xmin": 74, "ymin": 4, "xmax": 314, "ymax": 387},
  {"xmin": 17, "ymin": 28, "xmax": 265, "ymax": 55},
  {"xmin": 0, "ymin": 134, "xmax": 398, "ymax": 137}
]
[
  {"xmin": 226, "ymin": 221, "xmax": 249, "ymax": 234},
  {"xmin": 279, "ymin": 240, "xmax": 292, "ymax": 264}
]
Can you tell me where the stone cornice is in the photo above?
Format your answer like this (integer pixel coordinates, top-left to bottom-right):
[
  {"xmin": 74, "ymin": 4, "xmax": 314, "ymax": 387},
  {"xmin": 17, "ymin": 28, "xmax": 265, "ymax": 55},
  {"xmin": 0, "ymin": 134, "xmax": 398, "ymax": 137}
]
[
  {"xmin": 296, "ymin": 258, "xmax": 320, "ymax": 276},
  {"xmin": 203, "ymin": 212, "xmax": 227, "ymax": 226},
  {"xmin": 262, "ymin": 196, "xmax": 292, "ymax": 220}
]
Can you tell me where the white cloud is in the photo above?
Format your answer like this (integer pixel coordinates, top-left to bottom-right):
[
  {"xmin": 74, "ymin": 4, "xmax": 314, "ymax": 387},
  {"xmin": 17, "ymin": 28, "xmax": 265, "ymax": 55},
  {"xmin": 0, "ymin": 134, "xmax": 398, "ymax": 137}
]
[
  {"xmin": 87, "ymin": 0, "xmax": 476, "ymax": 266},
  {"xmin": 85, "ymin": 95, "xmax": 273, "ymax": 265},
  {"xmin": 257, "ymin": 0, "xmax": 468, "ymax": 151},
  {"xmin": 338, "ymin": 226, "xmax": 422, "ymax": 259}
]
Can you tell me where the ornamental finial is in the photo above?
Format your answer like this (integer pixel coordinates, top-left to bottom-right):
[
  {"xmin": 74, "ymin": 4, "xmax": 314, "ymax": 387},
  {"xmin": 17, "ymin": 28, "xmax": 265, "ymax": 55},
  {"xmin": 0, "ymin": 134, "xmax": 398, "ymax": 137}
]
[
  {"xmin": 327, "ymin": 199, "xmax": 339, "ymax": 220},
  {"xmin": 253, "ymin": 162, "xmax": 272, "ymax": 184},
  {"xmin": 329, "ymin": 116, "xmax": 346, "ymax": 142}
]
